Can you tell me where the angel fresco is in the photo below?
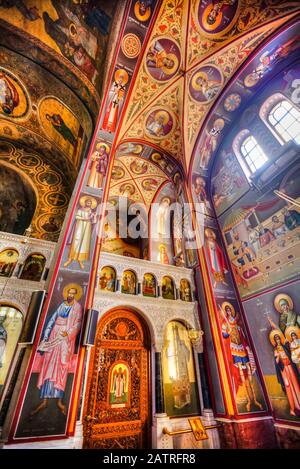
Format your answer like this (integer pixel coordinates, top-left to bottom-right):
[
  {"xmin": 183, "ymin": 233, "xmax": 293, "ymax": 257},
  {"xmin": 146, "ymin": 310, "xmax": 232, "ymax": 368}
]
[
  {"xmin": 109, "ymin": 364, "xmax": 128, "ymax": 405},
  {"xmin": 219, "ymin": 302, "xmax": 263, "ymax": 412}
]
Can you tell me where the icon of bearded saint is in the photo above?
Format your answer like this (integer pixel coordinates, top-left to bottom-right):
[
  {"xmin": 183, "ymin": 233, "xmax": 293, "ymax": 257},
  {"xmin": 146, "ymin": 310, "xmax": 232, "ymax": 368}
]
[{"xmin": 0, "ymin": 72, "xmax": 19, "ymax": 115}]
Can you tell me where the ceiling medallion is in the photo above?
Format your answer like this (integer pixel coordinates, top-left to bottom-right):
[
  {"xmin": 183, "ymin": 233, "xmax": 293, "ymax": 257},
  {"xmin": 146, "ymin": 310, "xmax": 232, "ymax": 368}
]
[{"xmin": 121, "ymin": 33, "xmax": 142, "ymax": 59}]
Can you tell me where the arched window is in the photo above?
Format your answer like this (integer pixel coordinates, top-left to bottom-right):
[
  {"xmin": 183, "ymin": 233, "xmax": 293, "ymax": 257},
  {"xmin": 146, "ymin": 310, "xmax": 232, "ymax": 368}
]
[
  {"xmin": 268, "ymin": 99, "xmax": 300, "ymax": 145},
  {"xmin": 0, "ymin": 304, "xmax": 23, "ymax": 397},
  {"xmin": 0, "ymin": 249, "xmax": 19, "ymax": 277},
  {"xmin": 20, "ymin": 253, "xmax": 46, "ymax": 281},
  {"xmin": 240, "ymin": 135, "xmax": 268, "ymax": 173}
]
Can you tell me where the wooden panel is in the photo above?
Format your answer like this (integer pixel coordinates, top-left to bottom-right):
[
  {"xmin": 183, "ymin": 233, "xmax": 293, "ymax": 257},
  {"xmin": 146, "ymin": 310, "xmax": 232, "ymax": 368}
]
[{"xmin": 83, "ymin": 309, "xmax": 150, "ymax": 449}]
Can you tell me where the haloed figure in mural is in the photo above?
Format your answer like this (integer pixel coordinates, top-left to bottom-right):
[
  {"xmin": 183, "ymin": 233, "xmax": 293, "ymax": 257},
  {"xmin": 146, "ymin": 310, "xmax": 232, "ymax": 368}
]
[
  {"xmin": 102, "ymin": 69, "xmax": 129, "ymax": 133},
  {"xmin": 64, "ymin": 196, "xmax": 98, "ymax": 270},
  {"xmin": 87, "ymin": 142, "xmax": 109, "ymax": 190},
  {"xmin": 205, "ymin": 228, "xmax": 228, "ymax": 288},
  {"xmin": 30, "ymin": 285, "xmax": 83, "ymax": 417},
  {"xmin": 0, "ymin": 70, "xmax": 19, "ymax": 115},
  {"xmin": 46, "ymin": 113, "xmax": 76, "ymax": 146},
  {"xmin": 273, "ymin": 294, "xmax": 300, "ymax": 334},
  {"xmin": 269, "ymin": 329, "xmax": 300, "ymax": 417},
  {"xmin": 220, "ymin": 302, "xmax": 263, "ymax": 412}
]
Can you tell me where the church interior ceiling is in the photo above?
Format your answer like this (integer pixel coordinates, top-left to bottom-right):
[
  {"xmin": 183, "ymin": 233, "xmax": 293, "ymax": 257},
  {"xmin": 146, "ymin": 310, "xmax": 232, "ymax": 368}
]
[
  {"xmin": 117, "ymin": 0, "xmax": 300, "ymax": 174},
  {"xmin": 0, "ymin": 0, "xmax": 120, "ymax": 120},
  {"xmin": 191, "ymin": 17, "xmax": 300, "ymax": 181},
  {"xmin": 0, "ymin": 41, "xmax": 94, "ymax": 242}
]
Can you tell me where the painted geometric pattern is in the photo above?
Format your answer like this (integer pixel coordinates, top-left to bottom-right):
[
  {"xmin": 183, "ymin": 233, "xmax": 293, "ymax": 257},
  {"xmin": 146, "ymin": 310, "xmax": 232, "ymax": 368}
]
[
  {"xmin": 118, "ymin": 0, "xmax": 188, "ymax": 136},
  {"xmin": 123, "ymin": 81, "xmax": 184, "ymax": 163},
  {"xmin": 187, "ymin": 0, "xmax": 300, "ymax": 69}
]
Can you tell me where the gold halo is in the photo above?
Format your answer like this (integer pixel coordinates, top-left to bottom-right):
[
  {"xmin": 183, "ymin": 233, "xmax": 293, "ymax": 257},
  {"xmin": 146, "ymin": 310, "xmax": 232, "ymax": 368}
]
[
  {"xmin": 269, "ymin": 328, "xmax": 285, "ymax": 347},
  {"xmin": 63, "ymin": 283, "xmax": 83, "ymax": 301},
  {"xmin": 202, "ymin": 4, "xmax": 222, "ymax": 32},
  {"xmin": 221, "ymin": 302, "xmax": 235, "ymax": 316},
  {"xmin": 161, "ymin": 196, "xmax": 171, "ymax": 204},
  {"xmin": 69, "ymin": 23, "xmax": 77, "ymax": 37},
  {"xmin": 114, "ymin": 68, "xmax": 129, "ymax": 85},
  {"xmin": 134, "ymin": 1, "xmax": 151, "ymax": 22},
  {"xmin": 132, "ymin": 144, "xmax": 143, "ymax": 154},
  {"xmin": 213, "ymin": 118, "xmax": 225, "ymax": 131},
  {"xmin": 151, "ymin": 152, "xmax": 162, "ymax": 162},
  {"xmin": 96, "ymin": 142, "xmax": 110, "ymax": 153},
  {"xmin": 159, "ymin": 243, "xmax": 166, "ymax": 250},
  {"xmin": 155, "ymin": 110, "xmax": 170, "ymax": 125},
  {"xmin": 174, "ymin": 172, "xmax": 181, "ymax": 183},
  {"xmin": 285, "ymin": 326, "xmax": 300, "ymax": 342},
  {"xmin": 192, "ymin": 71, "xmax": 208, "ymax": 91},
  {"xmin": 79, "ymin": 195, "xmax": 97, "ymax": 209},
  {"xmin": 204, "ymin": 227, "xmax": 216, "ymax": 239},
  {"xmin": 162, "ymin": 53, "xmax": 179, "ymax": 75},
  {"xmin": 274, "ymin": 293, "xmax": 293, "ymax": 313}
]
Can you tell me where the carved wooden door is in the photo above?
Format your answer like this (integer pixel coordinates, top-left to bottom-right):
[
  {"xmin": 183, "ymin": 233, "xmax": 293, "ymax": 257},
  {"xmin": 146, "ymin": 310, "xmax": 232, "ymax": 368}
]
[{"xmin": 83, "ymin": 309, "xmax": 150, "ymax": 449}]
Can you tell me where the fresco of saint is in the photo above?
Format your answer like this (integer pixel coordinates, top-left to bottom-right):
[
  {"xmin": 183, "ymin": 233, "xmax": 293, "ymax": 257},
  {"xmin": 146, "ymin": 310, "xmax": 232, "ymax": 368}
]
[
  {"xmin": 102, "ymin": 69, "xmax": 129, "ymax": 133},
  {"xmin": 64, "ymin": 196, "xmax": 98, "ymax": 270},
  {"xmin": 0, "ymin": 71, "xmax": 19, "ymax": 115},
  {"xmin": 146, "ymin": 39, "xmax": 179, "ymax": 80},
  {"xmin": 46, "ymin": 113, "xmax": 76, "ymax": 146},
  {"xmin": 204, "ymin": 228, "xmax": 228, "ymax": 288},
  {"xmin": 273, "ymin": 294, "xmax": 300, "ymax": 335},
  {"xmin": 87, "ymin": 142, "xmax": 109, "ymax": 189},
  {"xmin": 219, "ymin": 302, "xmax": 263, "ymax": 412},
  {"xmin": 156, "ymin": 197, "xmax": 171, "ymax": 237},
  {"xmin": 269, "ymin": 329, "xmax": 300, "ymax": 417},
  {"xmin": 30, "ymin": 285, "xmax": 83, "ymax": 417}
]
